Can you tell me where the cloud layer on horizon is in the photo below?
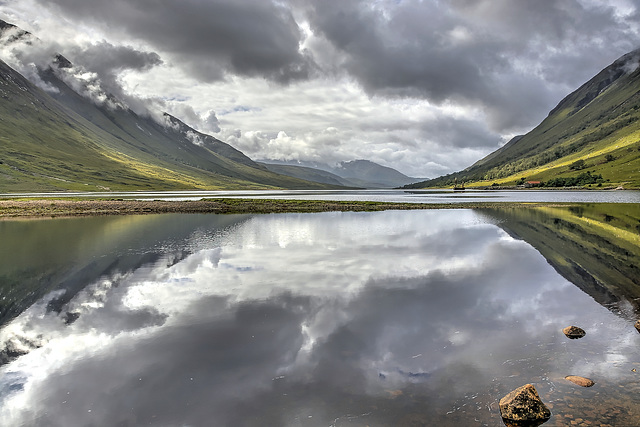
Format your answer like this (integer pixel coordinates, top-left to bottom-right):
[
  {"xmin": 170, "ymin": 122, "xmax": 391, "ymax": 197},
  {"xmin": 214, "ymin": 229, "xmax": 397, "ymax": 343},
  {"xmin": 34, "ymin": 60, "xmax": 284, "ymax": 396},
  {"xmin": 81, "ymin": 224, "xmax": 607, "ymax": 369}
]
[{"xmin": 0, "ymin": 0, "xmax": 639, "ymax": 176}]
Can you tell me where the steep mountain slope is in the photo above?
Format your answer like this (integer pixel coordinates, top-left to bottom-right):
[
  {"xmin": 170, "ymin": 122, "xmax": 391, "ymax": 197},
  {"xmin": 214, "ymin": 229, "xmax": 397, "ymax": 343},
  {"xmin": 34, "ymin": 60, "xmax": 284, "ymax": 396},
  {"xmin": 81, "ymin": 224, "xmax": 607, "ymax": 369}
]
[
  {"xmin": 37, "ymin": 61, "xmax": 338, "ymax": 190},
  {"xmin": 0, "ymin": 20, "xmax": 342, "ymax": 192},
  {"xmin": 42, "ymin": 56, "xmax": 258, "ymax": 169},
  {"xmin": 0, "ymin": 58, "xmax": 174, "ymax": 192},
  {"xmin": 406, "ymin": 49, "xmax": 640, "ymax": 189}
]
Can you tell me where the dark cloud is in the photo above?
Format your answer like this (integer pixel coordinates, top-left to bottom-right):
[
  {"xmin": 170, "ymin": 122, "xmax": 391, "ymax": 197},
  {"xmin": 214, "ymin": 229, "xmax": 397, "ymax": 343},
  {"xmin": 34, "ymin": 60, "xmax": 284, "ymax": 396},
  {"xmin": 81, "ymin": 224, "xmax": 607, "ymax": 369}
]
[
  {"xmin": 305, "ymin": 0, "xmax": 498, "ymax": 101},
  {"xmin": 303, "ymin": 0, "xmax": 640, "ymax": 132},
  {"xmin": 364, "ymin": 115, "xmax": 499, "ymax": 150},
  {"xmin": 0, "ymin": 16, "xmax": 164, "ymax": 112},
  {"xmin": 62, "ymin": 41, "xmax": 162, "ymax": 108},
  {"xmin": 67, "ymin": 41, "xmax": 162, "ymax": 78},
  {"xmin": 40, "ymin": 0, "xmax": 315, "ymax": 84}
]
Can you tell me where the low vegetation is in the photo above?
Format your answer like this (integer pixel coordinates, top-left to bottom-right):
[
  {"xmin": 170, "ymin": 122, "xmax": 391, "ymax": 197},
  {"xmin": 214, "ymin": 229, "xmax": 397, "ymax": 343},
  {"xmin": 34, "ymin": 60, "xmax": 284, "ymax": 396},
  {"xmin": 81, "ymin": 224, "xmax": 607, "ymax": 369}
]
[
  {"xmin": 512, "ymin": 171, "xmax": 607, "ymax": 188},
  {"xmin": 0, "ymin": 198, "xmax": 570, "ymax": 219}
]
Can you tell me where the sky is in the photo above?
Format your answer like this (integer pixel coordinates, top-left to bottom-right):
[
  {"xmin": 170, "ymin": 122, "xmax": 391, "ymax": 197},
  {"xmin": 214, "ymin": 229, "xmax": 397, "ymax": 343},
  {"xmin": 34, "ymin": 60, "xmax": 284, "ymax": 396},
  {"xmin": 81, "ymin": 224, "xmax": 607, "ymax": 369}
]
[{"xmin": 0, "ymin": 0, "xmax": 639, "ymax": 177}]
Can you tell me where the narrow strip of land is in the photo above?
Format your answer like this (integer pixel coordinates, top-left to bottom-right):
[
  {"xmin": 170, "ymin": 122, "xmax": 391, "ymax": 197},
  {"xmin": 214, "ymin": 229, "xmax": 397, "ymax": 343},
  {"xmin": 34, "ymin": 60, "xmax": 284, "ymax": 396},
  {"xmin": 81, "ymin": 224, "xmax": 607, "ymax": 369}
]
[{"xmin": 0, "ymin": 198, "xmax": 570, "ymax": 219}]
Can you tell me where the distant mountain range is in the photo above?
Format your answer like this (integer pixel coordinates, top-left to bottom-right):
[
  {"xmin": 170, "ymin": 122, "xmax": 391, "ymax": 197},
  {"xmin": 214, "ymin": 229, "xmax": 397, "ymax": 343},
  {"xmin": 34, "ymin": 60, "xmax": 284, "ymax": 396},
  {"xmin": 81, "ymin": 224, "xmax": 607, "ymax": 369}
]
[
  {"xmin": 405, "ymin": 48, "xmax": 640, "ymax": 189},
  {"xmin": 259, "ymin": 159, "xmax": 426, "ymax": 188}
]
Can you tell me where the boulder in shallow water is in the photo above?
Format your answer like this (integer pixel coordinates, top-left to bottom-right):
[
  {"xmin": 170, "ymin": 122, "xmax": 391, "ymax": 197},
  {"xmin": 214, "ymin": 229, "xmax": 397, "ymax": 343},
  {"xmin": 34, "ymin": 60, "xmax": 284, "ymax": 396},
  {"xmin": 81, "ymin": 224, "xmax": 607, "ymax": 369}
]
[
  {"xmin": 499, "ymin": 384, "xmax": 551, "ymax": 424},
  {"xmin": 562, "ymin": 325, "xmax": 586, "ymax": 339},
  {"xmin": 565, "ymin": 375, "xmax": 594, "ymax": 387}
]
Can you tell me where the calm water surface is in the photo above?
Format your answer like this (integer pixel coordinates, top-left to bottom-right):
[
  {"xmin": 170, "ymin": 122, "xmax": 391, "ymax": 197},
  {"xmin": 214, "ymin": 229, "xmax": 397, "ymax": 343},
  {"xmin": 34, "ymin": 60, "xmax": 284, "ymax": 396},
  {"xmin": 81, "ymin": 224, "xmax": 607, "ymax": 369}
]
[
  {"xmin": 1, "ymin": 209, "xmax": 639, "ymax": 426},
  {"xmin": 3, "ymin": 188, "xmax": 640, "ymax": 203}
]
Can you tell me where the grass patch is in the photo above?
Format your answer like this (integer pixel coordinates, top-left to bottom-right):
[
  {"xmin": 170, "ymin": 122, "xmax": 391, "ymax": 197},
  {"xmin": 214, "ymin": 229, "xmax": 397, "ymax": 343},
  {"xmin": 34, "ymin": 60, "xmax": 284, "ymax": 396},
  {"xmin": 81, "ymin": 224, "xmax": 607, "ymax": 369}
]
[{"xmin": 0, "ymin": 198, "xmax": 573, "ymax": 219}]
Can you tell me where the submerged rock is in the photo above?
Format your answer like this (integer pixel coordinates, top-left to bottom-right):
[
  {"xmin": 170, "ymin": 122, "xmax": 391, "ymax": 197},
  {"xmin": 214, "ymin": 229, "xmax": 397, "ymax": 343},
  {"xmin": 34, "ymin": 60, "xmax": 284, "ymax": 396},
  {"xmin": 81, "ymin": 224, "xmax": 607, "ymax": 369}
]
[
  {"xmin": 499, "ymin": 384, "xmax": 551, "ymax": 424},
  {"xmin": 565, "ymin": 375, "xmax": 595, "ymax": 387},
  {"xmin": 562, "ymin": 325, "xmax": 586, "ymax": 339}
]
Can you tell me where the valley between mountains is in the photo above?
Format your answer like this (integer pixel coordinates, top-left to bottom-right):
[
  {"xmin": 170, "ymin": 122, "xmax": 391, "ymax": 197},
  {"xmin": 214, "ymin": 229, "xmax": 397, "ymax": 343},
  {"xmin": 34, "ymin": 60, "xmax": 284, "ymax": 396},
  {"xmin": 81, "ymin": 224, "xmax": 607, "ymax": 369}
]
[{"xmin": 1, "ymin": 18, "xmax": 640, "ymax": 192}]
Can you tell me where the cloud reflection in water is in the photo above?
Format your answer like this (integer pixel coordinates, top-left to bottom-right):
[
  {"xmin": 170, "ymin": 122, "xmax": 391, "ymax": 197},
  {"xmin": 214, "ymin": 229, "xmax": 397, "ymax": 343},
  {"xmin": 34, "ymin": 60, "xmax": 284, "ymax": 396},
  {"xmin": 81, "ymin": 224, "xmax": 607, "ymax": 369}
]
[{"xmin": 0, "ymin": 210, "xmax": 639, "ymax": 426}]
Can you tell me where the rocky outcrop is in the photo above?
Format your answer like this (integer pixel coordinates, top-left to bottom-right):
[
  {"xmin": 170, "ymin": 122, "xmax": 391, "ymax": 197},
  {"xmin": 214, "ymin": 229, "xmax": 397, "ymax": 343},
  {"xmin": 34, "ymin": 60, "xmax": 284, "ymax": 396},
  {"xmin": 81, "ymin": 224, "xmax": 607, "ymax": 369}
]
[
  {"xmin": 562, "ymin": 325, "xmax": 586, "ymax": 339},
  {"xmin": 565, "ymin": 375, "xmax": 595, "ymax": 387},
  {"xmin": 499, "ymin": 384, "xmax": 551, "ymax": 423}
]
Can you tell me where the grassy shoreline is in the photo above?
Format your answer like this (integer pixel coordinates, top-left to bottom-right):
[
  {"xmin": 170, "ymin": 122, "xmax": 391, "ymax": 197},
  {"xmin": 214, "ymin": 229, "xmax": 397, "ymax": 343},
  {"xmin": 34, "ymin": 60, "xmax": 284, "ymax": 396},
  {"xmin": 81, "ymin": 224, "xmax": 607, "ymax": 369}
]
[{"xmin": 0, "ymin": 198, "xmax": 572, "ymax": 219}]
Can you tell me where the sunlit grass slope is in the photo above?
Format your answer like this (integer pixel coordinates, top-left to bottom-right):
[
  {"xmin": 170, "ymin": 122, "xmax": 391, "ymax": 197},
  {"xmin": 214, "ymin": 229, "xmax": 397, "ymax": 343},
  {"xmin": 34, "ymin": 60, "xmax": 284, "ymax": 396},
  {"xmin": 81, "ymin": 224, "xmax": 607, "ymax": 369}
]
[
  {"xmin": 407, "ymin": 49, "xmax": 640, "ymax": 189},
  {"xmin": 0, "ymin": 59, "xmax": 341, "ymax": 192}
]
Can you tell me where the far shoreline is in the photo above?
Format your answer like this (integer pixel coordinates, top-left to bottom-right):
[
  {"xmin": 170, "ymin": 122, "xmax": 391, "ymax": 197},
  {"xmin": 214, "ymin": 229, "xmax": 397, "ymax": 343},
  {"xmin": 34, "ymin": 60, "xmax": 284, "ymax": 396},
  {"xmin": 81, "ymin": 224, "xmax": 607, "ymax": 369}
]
[
  {"xmin": 405, "ymin": 185, "xmax": 633, "ymax": 190},
  {"xmin": 0, "ymin": 198, "xmax": 575, "ymax": 219}
]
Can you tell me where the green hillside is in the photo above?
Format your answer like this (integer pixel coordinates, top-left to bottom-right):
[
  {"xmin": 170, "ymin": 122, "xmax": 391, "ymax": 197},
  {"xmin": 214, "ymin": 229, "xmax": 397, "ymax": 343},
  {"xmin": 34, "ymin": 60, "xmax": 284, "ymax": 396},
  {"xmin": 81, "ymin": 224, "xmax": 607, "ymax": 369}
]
[
  {"xmin": 0, "ymin": 19, "xmax": 343, "ymax": 192},
  {"xmin": 0, "ymin": 58, "xmax": 342, "ymax": 192},
  {"xmin": 406, "ymin": 49, "xmax": 640, "ymax": 189},
  {"xmin": 0, "ymin": 59, "xmax": 172, "ymax": 192}
]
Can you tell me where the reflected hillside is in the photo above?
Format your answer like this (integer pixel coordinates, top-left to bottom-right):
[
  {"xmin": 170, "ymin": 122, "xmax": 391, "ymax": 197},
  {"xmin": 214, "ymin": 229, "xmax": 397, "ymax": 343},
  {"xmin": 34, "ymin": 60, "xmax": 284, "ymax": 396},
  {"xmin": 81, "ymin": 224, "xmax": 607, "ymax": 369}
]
[
  {"xmin": 479, "ymin": 203, "xmax": 640, "ymax": 312},
  {"xmin": 0, "ymin": 214, "xmax": 250, "ymax": 326}
]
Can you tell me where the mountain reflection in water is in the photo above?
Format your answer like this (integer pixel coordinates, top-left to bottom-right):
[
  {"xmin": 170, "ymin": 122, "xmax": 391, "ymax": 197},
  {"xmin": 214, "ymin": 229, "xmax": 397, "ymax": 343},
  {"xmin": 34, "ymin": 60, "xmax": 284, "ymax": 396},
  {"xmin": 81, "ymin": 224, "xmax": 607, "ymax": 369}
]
[
  {"xmin": 0, "ymin": 209, "xmax": 639, "ymax": 426},
  {"xmin": 480, "ymin": 203, "xmax": 640, "ymax": 312}
]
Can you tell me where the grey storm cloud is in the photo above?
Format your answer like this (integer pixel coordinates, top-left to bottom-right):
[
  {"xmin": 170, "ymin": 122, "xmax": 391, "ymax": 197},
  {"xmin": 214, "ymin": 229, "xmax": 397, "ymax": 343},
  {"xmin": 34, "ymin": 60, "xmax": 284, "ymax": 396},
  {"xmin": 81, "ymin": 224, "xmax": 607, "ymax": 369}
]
[
  {"xmin": 67, "ymin": 42, "xmax": 162, "ymax": 77},
  {"xmin": 359, "ymin": 115, "xmax": 499, "ymax": 150},
  {"xmin": 23, "ymin": 0, "xmax": 640, "ymax": 135},
  {"xmin": 420, "ymin": 116, "xmax": 499, "ymax": 150},
  {"xmin": 64, "ymin": 41, "xmax": 162, "ymax": 101},
  {"xmin": 303, "ymin": 0, "xmax": 640, "ymax": 132},
  {"xmin": 0, "ymin": 16, "xmax": 165, "ymax": 113},
  {"xmin": 40, "ymin": 0, "xmax": 315, "ymax": 83}
]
